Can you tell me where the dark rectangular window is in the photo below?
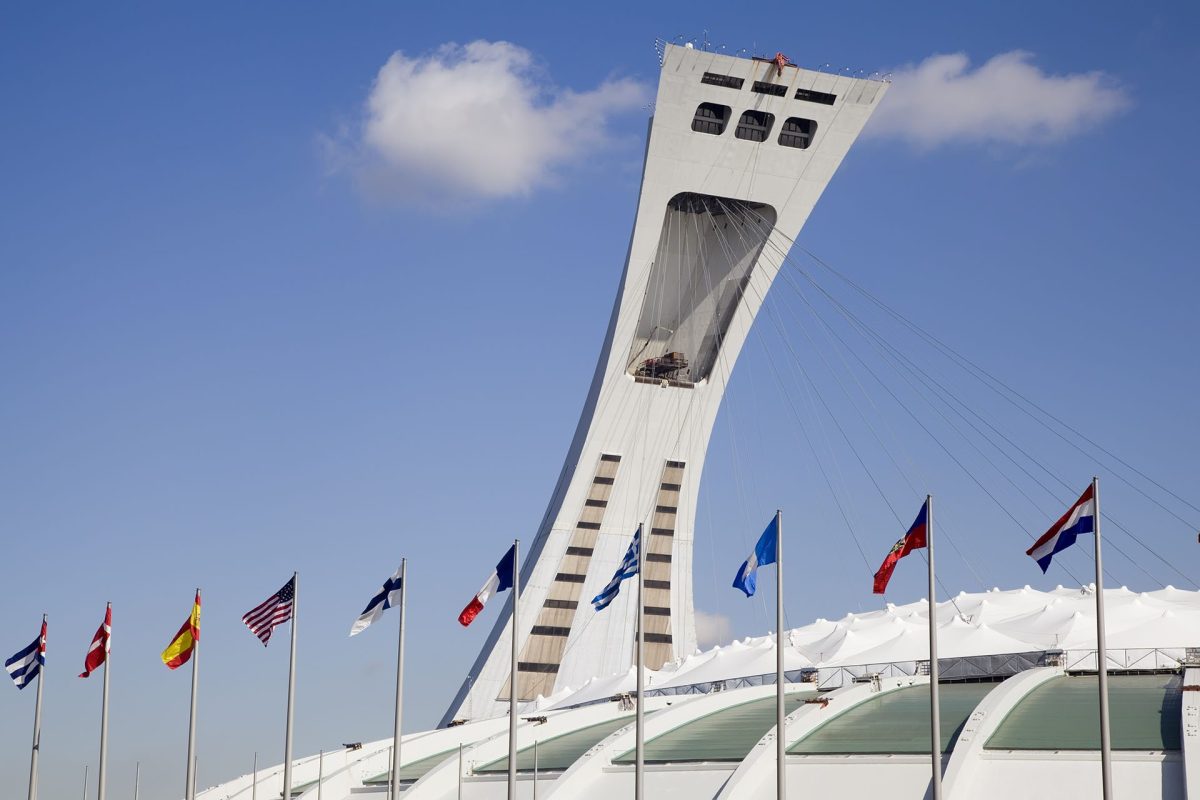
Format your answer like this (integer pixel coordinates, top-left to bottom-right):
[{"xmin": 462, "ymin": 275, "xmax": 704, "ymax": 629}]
[
  {"xmin": 646, "ymin": 552, "xmax": 672, "ymax": 563},
  {"xmin": 544, "ymin": 599, "xmax": 579, "ymax": 610},
  {"xmin": 752, "ymin": 80, "xmax": 787, "ymax": 97},
  {"xmin": 600, "ymin": 453, "xmax": 622, "ymax": 462},
  {"xmin": 666, "ymin": 460, "xmax": 686, "ymax": 469},
  {"xmin": 518, "ymin": 662, "xmax": 560, "ymax": 674},
  {"xmin": 795, "ymin": 88, "xmax": 836, "ymax": 105},
  {"xmin": 701, "ymin": 72, "xmax": 744, "ymax": 90},
  {"xmin": 645, "ymin": 579, "xmax": 671, "ymax": 590},
  {"xmin": 660, "ymin": 483, "xmax": 681, "ymax": 492},
  {"xmin": 692, "ymin": 102, "xmax": 730, "ymax": 136},
  {"xmin": 584, "ymin": 499, "xmax": 608, "ymax": 508},
  {"xmin": 735, "ymin": 110, "xmax": 775, "ymax": 142},
  {"xmin": 531, "ymin": 625, "xmax": 571, "ymax": 637},
  {"xmin": 554, "ymin": 573, "xmax": 587, "ymax": 584},
  {"xmin": 637, "ymin": 632, "xmax": 674, "ymax": 644},
  {"xmin": 778, "ymin": 117, "xmax": 817, "ymax": 149},
  {"xmin": 593, "ymin": 476, "xmax": 615, "ymax": 485},
  {"xmin": 650, "ymin": 527, "xmax": 674, "ymax": 537},
  {"xmin": 656, "ymin": 505, "xmax": 677, "ymax": 514},
  {"xmin": 645, "ymin": 606, "xmax": 671, "ymax": 616},
  {"xmin": 565, "ymin": 546, "xmax": 594, "ymax": 557},
  {"xmin": 577, "ymin": 521, "xmax": 601, "ymax": 530}
]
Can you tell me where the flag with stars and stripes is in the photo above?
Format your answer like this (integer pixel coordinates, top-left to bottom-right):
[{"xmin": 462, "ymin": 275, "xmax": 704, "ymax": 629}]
[{"xmin": 243, "ymin": 577, "xmax": 295, "ymax": 646}]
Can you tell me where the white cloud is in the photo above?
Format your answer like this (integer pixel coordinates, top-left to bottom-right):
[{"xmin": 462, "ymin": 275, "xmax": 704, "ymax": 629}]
[
  {"xmin": 867, "ymin": 51, "xmax": 1130, "ymax": 148},
  {"xmin": 344, "ymin": 40, "xmax": 647, "ymax": 202},
  {"xmin": 695, "ymin": 609, "xmax": 733, "ymax": 649}
]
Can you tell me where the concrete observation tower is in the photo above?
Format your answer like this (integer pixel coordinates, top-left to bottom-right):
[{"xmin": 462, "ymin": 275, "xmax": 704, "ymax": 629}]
[{"xmin": 444, "ymin": 44, "xmax": 888, "ymax": 723}]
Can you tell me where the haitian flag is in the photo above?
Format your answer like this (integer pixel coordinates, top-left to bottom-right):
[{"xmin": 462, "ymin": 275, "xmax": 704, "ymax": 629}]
[{"xmin": 873, "ymin": 502, "xmax": 928, "ymax": 594}]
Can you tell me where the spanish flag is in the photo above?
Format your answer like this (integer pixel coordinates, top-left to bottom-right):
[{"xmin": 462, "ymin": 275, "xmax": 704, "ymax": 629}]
[{"xmin": 162, "ymin": 590, "xmax": 201, "ymax": 670}]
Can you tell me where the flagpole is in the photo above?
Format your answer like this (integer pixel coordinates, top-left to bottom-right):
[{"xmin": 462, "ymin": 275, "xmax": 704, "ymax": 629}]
[
  {"xmin": 390, "ymin": 559, "xmax": 408, "ymax": 800},
  {"xmin": 82, "ymin": 765, "xmax": 88, "ymax": 800},
  {"xmin": 508, "ymin": 539, "xmax": 519, "ymax": 800},
  {"xmin": 1093, "ymin": 477, "xmax": 1113, "ymax": 799},
  {"xmin": 133, "ymin": 762, "xmax": 139, "ymax": 800},
  {"xmin": 98, "ymin": 602, "xmax": 111, "ymax": 800},
  {"xmin": 635, "ymin": 522, "xmax": 645, "ymax": 800},
  {"xmin": 186, "ymin": 589, "xmax": 200, "ymax": 800},
  {"xmin": 283, "ymin": 573, "xmax": 298, "ymax": 800},
  {"xmin": 251, "ymin": 752, "xmax": 257, "ymax": 800},
  {"xmin": 926, "ymin": 496, "xmax": 942, "ymax": 800},
  {"xmin": 27, "ymin": 615, "xmax": 46, "ymax": 800},
  {"xmin": 774, "ymin": 510, "xmax": 785, "ymax": 799}
]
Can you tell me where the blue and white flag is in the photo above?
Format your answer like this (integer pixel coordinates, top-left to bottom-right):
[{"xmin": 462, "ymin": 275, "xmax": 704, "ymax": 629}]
[
  {"xmin": 732, "ymin": 515, "xmax": 779, "ymax": 598},
  {"xmin": 350, "ymin": 567, "xmax": 404, "ymax": 636},
  {"xmin": 592, "ymin": 528, "xmax": 641, "ymax": 612},
  {"xmin": 5, "ymin": 620, "xmax": 46, "ymax": 690},
  {"xmin": 1027, "ymin": 484, "xmax": 1096, "ymax": 573}
]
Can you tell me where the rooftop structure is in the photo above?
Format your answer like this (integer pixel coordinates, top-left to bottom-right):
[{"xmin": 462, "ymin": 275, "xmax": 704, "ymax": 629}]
[{"xmin": 196, "ymin": 586, "xmax": 1200, "ymax": 799}]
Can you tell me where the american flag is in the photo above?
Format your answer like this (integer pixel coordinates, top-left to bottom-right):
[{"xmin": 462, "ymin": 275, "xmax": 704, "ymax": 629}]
[{"xmin": 243, "ymin": 576, "xmax": 295, "ymax": 646}]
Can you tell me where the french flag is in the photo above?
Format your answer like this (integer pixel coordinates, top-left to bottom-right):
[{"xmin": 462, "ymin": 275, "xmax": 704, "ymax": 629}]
[
  {"xmin": 458, "ymin": 544, "xmax": 516, "ymax": 627},
  {"xmin": 1027, "ymin": 483, "xmax": 1096, "ymax": 573}
]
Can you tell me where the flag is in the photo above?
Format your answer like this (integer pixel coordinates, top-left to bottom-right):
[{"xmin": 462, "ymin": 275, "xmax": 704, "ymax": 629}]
[
  {"xmin": 350, "ymin": 567, "xmax": 403, "ymax": 636},
  {"xmin": 732, "ymin": 515, "xmax": 779, "ymax": 598},
  {"xmin": 592, "ymin": 528, "xmax": 640, "ymax": 612},
  {"xmin": 1027, "ymin": 483, "xmax": 1096, "ymax": 573},
  {"xmin": 80, "ymin": 606, "xmax": 112, "ymax": 678},
  {"xmin": 243, "ymin": 577, "xmax": 295, "ymax": 646},
  {"xmin": 459, "ymin": 545, "xmax": 516, "ymax": 627},
  {"xmin": 162, "ymin": 591, "xmax": 202, "ymax": 669},
  {"xmin": 873, "ymin": 502, "xmax": 928, "ymax": 594},
  {"xmin": 5, "ymin": 621, "xmax": 46, "ymax": 690}
]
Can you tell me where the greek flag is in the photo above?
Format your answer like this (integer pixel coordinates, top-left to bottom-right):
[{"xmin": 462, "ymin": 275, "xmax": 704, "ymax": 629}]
[
  {"xmin": 592, "ymin": 527, "xmax": 641, "ymax": 612},
  {"xmin": 5, "ymin": 621, "xmax": 46, "ymax": 690}
]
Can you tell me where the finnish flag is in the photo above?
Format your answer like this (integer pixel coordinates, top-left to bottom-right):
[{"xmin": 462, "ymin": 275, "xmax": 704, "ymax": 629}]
[
  {"xmin": 350, "ymin": 567, "xmax": 404, "ymax": 636},
  {"xmin": 732, "ymin": 515, "xmax": 779, "ymax": 598}
]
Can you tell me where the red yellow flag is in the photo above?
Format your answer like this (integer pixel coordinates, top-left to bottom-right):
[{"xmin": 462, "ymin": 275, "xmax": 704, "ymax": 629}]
[{"xmin": 162, "ymin": 591, "xmax": 201, "ymax": 670}]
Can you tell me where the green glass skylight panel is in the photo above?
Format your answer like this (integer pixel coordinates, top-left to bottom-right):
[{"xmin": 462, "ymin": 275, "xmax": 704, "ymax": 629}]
[
  {"xmin": 363, "ymin": 747, "xmax": 459, "ymax": 785},
  {"xmin": 477, "ymin": 716, "xmax": 634, "ymax": 773},
  {"xmin": 789, "ymin": 682, "xmax": 996, "ymax": 755},
  {"xmin": 985, "ymin": 674, "xmax": 1181, "ymax": 751},
  {"xmin": 614, "ymin": 693, "xmax": 808, "ymax": 764}
]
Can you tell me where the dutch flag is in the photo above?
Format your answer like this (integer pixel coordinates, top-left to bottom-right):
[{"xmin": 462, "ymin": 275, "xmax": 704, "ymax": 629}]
[
  {"xmin": 5, "ymin": 620, "xmax": 46, "ymax": 691},
  {"xmin": 1027, "ymin": 483, "xmax": 1096, "ymax": 573}
]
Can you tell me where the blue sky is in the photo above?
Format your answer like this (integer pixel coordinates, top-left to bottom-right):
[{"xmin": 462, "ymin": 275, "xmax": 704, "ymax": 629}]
[{"xmin": 2, "ymin": 2, "xmax": 1198, "ymax": 797}]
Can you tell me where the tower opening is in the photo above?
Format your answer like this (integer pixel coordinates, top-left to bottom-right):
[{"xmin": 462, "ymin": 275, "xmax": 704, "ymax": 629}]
[{"xmin": 627, "ymin": 192, "xmax": 778, "ymax": 385}]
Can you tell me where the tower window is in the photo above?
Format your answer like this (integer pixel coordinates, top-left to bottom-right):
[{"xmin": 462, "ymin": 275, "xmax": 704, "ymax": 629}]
[
  {"xmin": 691, "ymin": 102, "xmax": 730, "ymax": 135},
  {"xmin": 701, "ymin": 72, "xmax": 744, "ymax": 90},
  {"xmin": 751, "ymin": 81, "xmax": 787, "ymax": 97},
  {"xmin": 778, "ymin": 117, "xmax": 817, "ymax": 149},
  {"xmin": 735, "ymin": 110, "xmax": 774, "ymax": 142},
  {"xmin": 795, "ymin": 87, "xmax": 837, "ymax": 105}
]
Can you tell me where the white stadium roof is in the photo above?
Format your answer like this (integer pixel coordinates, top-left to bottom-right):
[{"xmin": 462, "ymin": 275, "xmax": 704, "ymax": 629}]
[{"xmin": 196, "ymin": 586, "xmax": 1200, "ymax": 799}]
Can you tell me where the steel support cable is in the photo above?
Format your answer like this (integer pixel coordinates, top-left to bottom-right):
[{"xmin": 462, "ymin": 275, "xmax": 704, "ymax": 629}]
[
  {"xmin": 758, "ymin": 248, "xmax": 992, "ymax": 590},
  {"xmin": 775, "ymin": 255, "xmax": 1166, "ymax": 587},
  {"xmin": 795, "ymin": 246, "xmax": 1200, "ymax": 530}
]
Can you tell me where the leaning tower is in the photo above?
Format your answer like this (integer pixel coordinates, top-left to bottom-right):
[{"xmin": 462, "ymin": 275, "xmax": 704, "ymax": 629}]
[{"xmin": 443, "ymin": 44, "xmax": 887, "ymax": 723}]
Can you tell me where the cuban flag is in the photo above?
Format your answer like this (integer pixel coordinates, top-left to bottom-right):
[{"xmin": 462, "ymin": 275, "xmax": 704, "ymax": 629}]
[
  {"xmin": 592, "ymin": 528, "xmax": 641, "ymax": 612},
  {"xmin": 732, "ymin": 515, "xmax": 779, "ymax": 598},
  {"xmin": 350, "ymin": 566, "xmax": 404, "ymax": 636},
  {"xmin": 1027, "ymin": 483, "xmax": 1096, "ymax": 573},
  {"xmin": 459, "ymin": 544, "xmax": 516, "ymax": 627},
  {"xmin": 5, "ymin": 620, "xmax": 46, "ymax": 690}
]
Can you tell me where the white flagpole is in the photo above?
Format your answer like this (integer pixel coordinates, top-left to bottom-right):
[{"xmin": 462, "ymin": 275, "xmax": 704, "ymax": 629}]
[
  {"xmin": 508, "ymin": 540, "xmax": 520, "ymax": 800},
  {"xmin": 133, "ymin": 762, "xmax": 139, "ymax": 800},
  {"xmin": 251, "ymin": 752, "xmax": 257, "ymax": 800},
  {"xmin": 186, "ymin": 590, "xmax": 200, "ymax": 800},
  {"xmin": 390, "ymin": 559, "xmax": 408, "ymax": 800},
  {"xmin": 635, "ymin": 522, "xmax": 645, "ymax": 800},
  {"xmin": 283, "ymin": 573, "xmax": 298, "ymax": 800},
  {"xmin": 98, "ymin": 602, "xmax": 111, "ymax": 800},
  {"xmin": 82, "ymin": 765, "xmax": 88, "ymax": 800},
  {"xmin": 775, "ymin": 510, "xmax": 785, "ymax": 800},
  {"xmin": 927, "ymin": 496, "xmax": 942, "ymax": 800},
  {"xmin": 27, "ymin": 614, "xmax": 46, "ymax": 800},
  {"xmin": 1093, "ymin": 477, "xmax": 1113, "ymax": 799}
]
